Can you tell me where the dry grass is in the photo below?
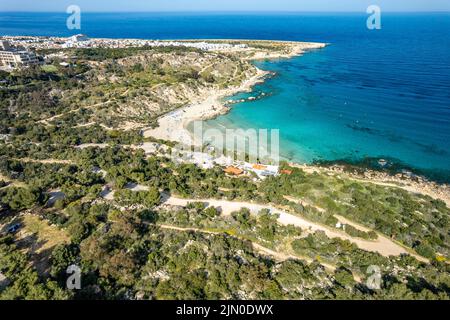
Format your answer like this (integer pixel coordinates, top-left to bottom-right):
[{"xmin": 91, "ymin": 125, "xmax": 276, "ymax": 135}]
[
  {"xmin": 15, "ymin": 214, "xmax": 70, "ymax": 275},
  {"xmin": 21, "ymin": 215, "xmax": 70, "ymax": 253}
]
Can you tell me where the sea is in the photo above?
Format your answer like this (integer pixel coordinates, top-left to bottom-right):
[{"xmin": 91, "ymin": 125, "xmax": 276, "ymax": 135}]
[{"xmin": 1, "ymin": 12, "xmax": 449, "ymax": 181}]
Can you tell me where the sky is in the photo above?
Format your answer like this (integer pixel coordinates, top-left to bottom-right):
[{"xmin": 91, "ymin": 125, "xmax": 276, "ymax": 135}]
[{"xmin": 1, "ymin": 0, "xmax": 449, "ymax": 12}]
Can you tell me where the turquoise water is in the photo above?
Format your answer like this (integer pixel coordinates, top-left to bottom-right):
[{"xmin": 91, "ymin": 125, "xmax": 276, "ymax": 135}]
[
  {"xmin": 201, "ymin": 14, "xmax": 450, "ymax": 180},
  {"xmin": 1, "ymin": 12, "xmax": 450, "ymax": 180}
]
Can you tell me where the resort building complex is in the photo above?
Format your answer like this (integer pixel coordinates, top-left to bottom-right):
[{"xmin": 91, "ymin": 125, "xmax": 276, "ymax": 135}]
[{"xmin": 0, "ymin": 40, "xmax": 39, "ymax": 68}]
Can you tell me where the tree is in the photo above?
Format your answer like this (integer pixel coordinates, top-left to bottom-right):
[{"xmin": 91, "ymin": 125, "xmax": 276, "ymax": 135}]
[
  {"xmin": 231, "ymin": 208, "xmax": 253, "ymax": 229},
  {"xmin": 415, "ymin": 242, "xmax": 436, "ymax": 259},
  {"xmin": 50, "ymin": 244, "xmax": 79, "ymax": 280},
  {"xmin": 334, "ymin": 266, "xmax": 356, "ymax": 288},
  {"xmin": 1, "ymin": 187, "xmax": 41, "ymax": 211},
  {"xmin": 67, "ymin": 220, "xmax": 91, "ymax": 244},
  {"xmin": 143, "ymin": 187, "xmax": 161, "ymax": 207},
  {"xmin": 204, "ymin": 206, "xmax": 220, "ymax": 218},
  {"xmin": 257, "ymin": 209, "xmax": 278, "ymax": 241},
  {"xmin": 0, "ymin": 238, "xmax": 70, "ymax": 300}
]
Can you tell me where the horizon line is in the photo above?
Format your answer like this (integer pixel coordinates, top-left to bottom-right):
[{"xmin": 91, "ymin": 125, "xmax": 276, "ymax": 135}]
[{"xmin": 1, "ymin": 10, "xmax": 450, "ymax": 13}]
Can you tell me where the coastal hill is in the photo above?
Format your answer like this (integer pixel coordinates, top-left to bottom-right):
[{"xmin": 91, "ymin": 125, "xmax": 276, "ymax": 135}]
[{"xmin": 4, "ymin": 37, "xmax": 324, "ymax": 131}]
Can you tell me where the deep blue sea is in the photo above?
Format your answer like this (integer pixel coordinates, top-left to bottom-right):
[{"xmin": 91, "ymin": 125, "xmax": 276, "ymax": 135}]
[{"xmin": 1, "ymin": 12, "xmax": 449, "ymax": 180}]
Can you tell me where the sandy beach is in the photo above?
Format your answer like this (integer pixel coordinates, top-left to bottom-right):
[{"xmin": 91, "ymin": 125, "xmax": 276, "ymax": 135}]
[
  {"xmin": 143, "ymin": 68, "xmax": 269, "ymax": 146},
  {"xmin": 142, "ymin": 40, "xmax": 449, "ymax": 208},
  {"xmin": 143, "ymin": 41, "xmax": 326, "ymax": 146}
]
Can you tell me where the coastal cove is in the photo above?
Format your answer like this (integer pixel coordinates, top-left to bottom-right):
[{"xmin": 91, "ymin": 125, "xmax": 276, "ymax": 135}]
[
  {"xmin": 2, "ymin": 12, "xmax": 450, "ymax": 182},
  {"xmin": 202, "ymin": 20, "xmax": 450, "ymax": 182},
  {"xmin": 1, "ymin": 10, "xmax": 450, "ymax": 301}
]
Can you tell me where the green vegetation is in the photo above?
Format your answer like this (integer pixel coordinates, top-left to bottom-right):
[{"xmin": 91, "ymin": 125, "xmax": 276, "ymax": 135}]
[
  {"xmin": 0, "ymin": 46, "xmax": 449, "ymax": 300},
  {"xmin": 114, "ymin": 188, "xmax": 161, "ymax": 208},
  {"xmin": 1, "ymin": 45, "xmax": 254, "ymax": 134},
  {"xmin": 0, "ymin": 236, "xmax": 70, "ymax": 300},
  {"xmin": 261, "ymin": 163, "xmax": 450, "ymax": 259}
]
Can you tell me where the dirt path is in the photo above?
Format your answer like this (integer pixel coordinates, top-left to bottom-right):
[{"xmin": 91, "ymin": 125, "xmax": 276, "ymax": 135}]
[
  {"xmin": 14, "ymin": 158, "xmax": 74, "ymax": 165},
  {"xmin": 0, "ymin": 174, "xmax": 11, "ymax": 183},
  {"xmin": 155, "ymin": 224, "xmax": 360, "ymax": 280},
  {"xmin": 156, "ymin": 224, "xmax": 301, "ymax": 264},
  {"xmin": 38, "ymin": 101, "xmax": 111, "ymax": 126},
  {"xmin": 0, "ymin": 174, "xmax": 27, "ymax": 189},
  {"xmin": 334, "ymin": 214, "xmax": 373, "ymax": 233},
  {"xmin": 162, "ymin": 196, "xmax": 427, "ymax": 262}
]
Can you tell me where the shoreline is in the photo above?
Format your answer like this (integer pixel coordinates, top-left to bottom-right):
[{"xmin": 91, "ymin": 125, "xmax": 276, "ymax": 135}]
[
  {"xmin": 143, "ymin": 41, "xmax": 326, "ymax": 146},
  {"xmin": 290, "ymin": 163, "xmax": 450, "ymax": 208},
  {"xmin": 141, "ymin": 40, "xmax": 449, "ymax": 207},
  {"xmin": 143, "ymin": 67, "xmax": 270, "ymax": 146}
]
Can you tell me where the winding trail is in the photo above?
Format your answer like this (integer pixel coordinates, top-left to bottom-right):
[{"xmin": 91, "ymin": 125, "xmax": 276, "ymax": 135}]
[
  {"xmin": 162, "ymin": 195, "xmax": 428, "ymax": 262},
  {"xmin": 14, "ymin": 158, "xmax": 74, "ymax": 165},
  {"xmin": 38, "ymin": 100, "xmax": 112, "ymax": 126},
  {"xmin": 155, "ymin": 224, "xmax": 351, "ymax": 279}
]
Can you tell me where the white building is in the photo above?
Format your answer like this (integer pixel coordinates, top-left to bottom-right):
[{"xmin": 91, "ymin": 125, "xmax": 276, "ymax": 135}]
[
  {"xmin": 71, "ymin": 34, "xmax": 89, "ymax": 42},
  {"xmin": 0, "ymin": 41, "xmax": 39, "ymax": 68},
  {"xmin": 63, "ymin": 34, "xmax": 90, "ymax": 48},
  {"xmin": 0, "ymin": 40, "xmax": 11, "ymax": 50},
  {"xmin": 243, "ymin": 163, "xmax": 279, "ymax": 179}
]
